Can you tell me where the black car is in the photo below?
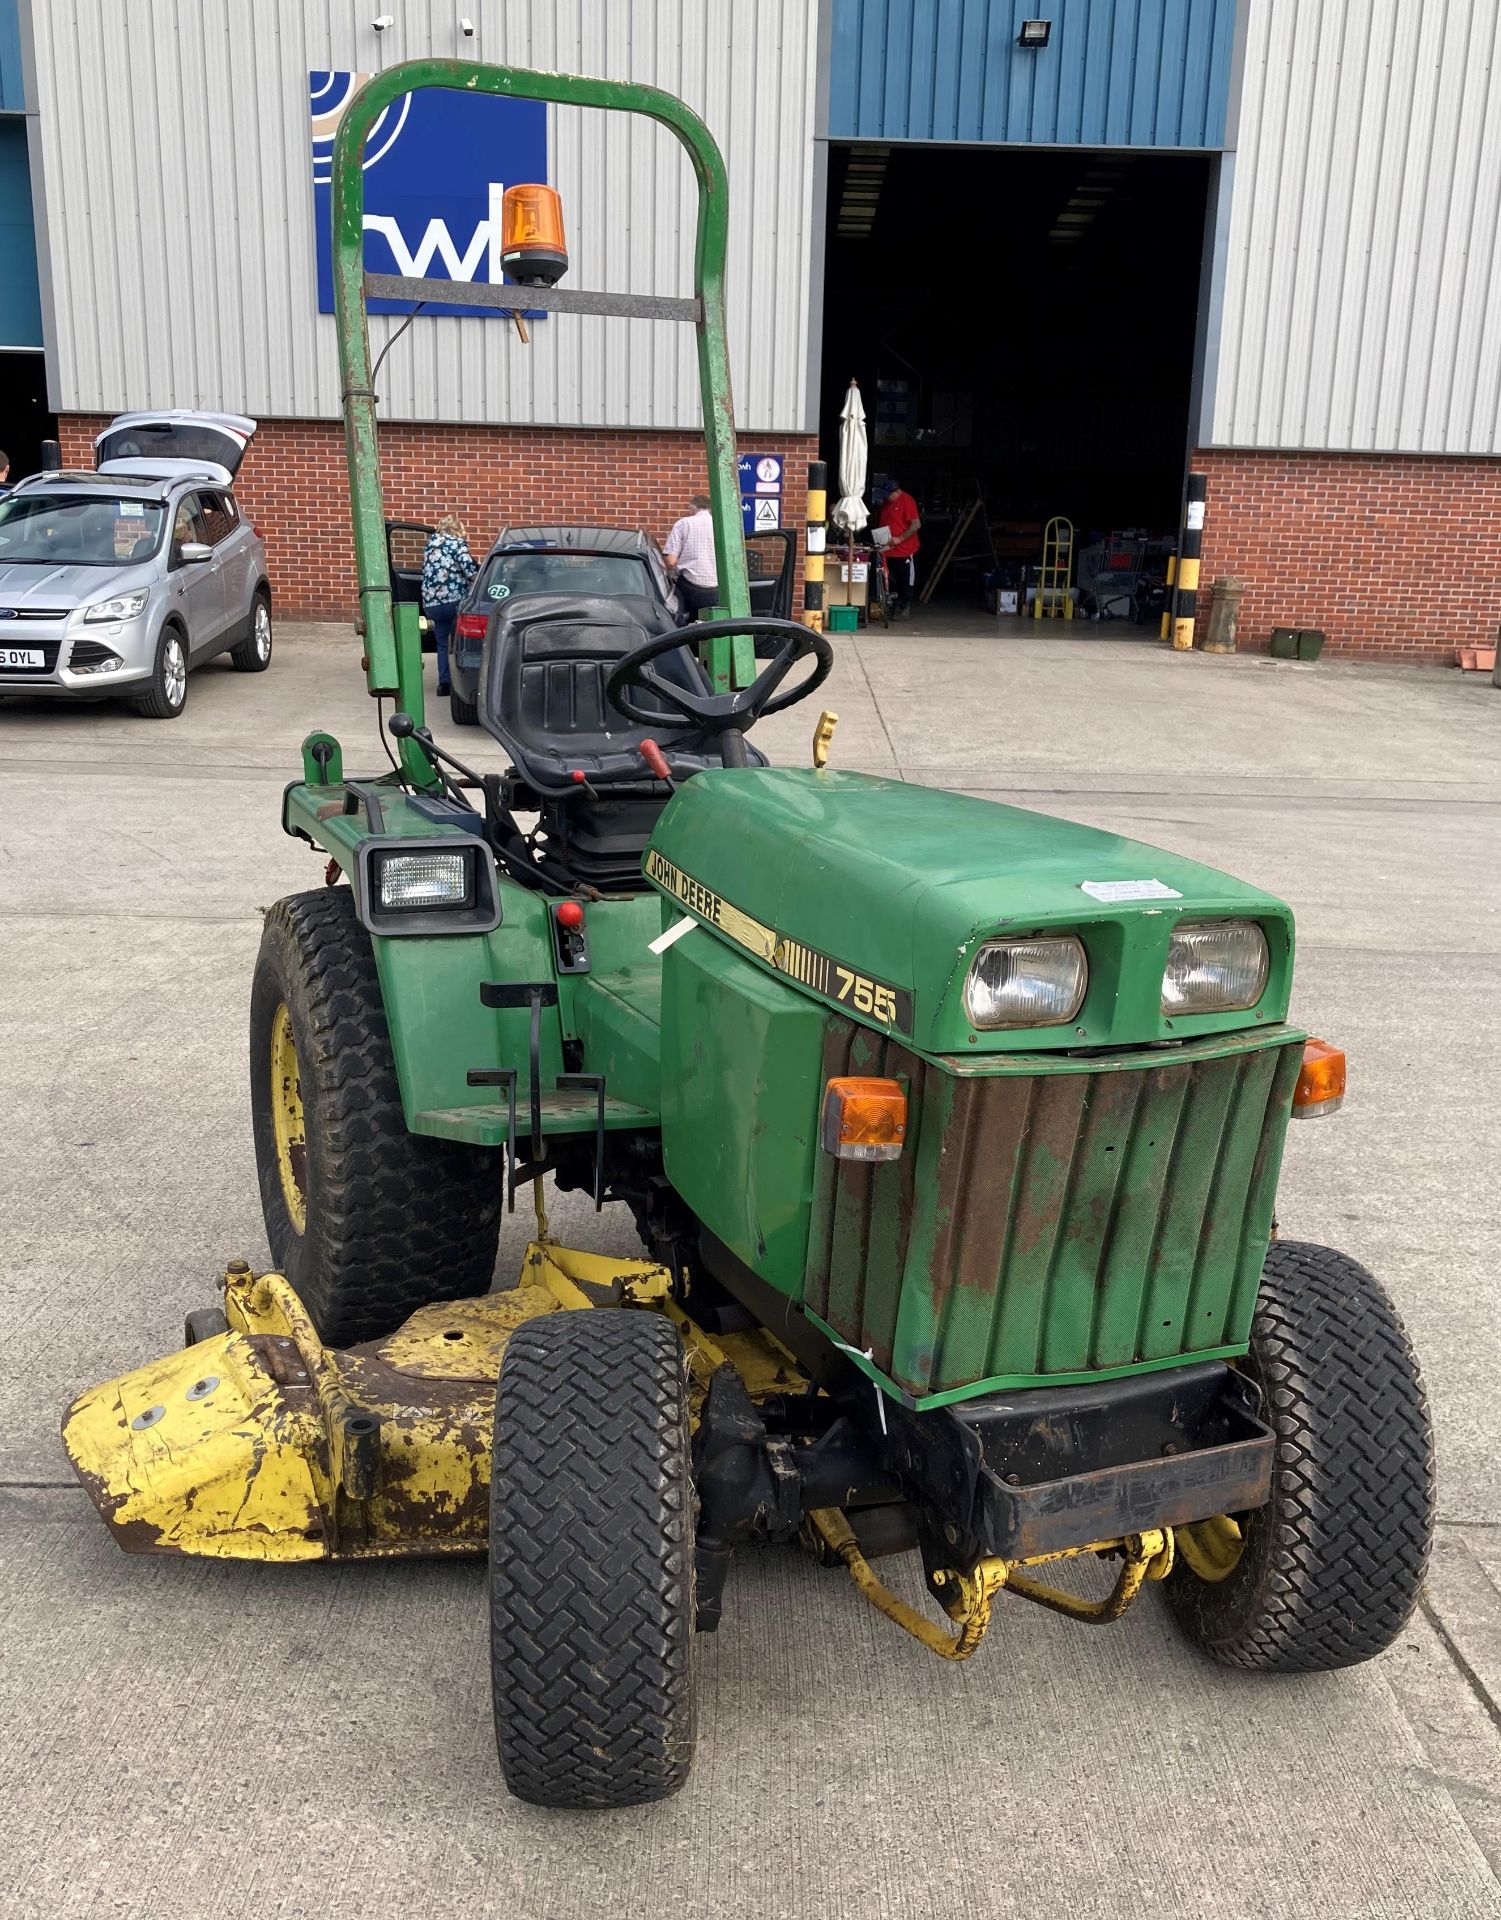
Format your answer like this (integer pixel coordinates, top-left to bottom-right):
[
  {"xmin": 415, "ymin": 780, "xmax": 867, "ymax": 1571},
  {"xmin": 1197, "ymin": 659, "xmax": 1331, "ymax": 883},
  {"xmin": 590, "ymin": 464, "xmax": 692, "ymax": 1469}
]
[{"xmin": 387, "ymin": 520, "xmax": 796, "ymax": 726}]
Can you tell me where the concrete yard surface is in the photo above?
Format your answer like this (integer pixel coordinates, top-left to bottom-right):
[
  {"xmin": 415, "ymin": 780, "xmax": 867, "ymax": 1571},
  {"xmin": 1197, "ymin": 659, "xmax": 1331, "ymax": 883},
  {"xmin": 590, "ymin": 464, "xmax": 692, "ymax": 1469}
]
[{"xmin": 2, "ymin": 618, "xmax": 1499, "ymax": 1920}]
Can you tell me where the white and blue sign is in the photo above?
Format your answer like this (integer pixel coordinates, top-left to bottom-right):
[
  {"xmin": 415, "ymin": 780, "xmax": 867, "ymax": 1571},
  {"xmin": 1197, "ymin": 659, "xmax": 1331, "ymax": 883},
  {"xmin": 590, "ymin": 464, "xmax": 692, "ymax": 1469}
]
[
  {"xmin": 739, "ymin": 454, "xmax": 782, "ymax": 534},
  {"xmin": 309, "ymin": 71, "xmax": 547, "ymax": 318}
]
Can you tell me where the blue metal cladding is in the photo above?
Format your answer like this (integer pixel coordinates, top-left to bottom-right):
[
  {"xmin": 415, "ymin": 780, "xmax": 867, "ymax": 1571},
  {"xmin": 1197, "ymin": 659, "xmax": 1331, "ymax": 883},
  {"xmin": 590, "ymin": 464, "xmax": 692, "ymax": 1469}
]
[
  {"xmin": 0, "ymin": 0, "xmax": 24, "ymax": 114},
  {"xmin": 829, "ymin": 0, "xmax": 1237, "ymax": 148},
  {"xmin": 0, "ymin": 121, "xmax": 41, "ymax": 346}
]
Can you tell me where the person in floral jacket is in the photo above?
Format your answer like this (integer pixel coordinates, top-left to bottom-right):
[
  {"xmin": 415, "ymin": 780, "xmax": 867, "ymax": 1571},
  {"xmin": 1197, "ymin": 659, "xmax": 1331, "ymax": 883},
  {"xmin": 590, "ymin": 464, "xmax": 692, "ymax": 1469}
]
[{"xmin": 421, "ymin": 515, "xmax": 477, "ymax": 696}]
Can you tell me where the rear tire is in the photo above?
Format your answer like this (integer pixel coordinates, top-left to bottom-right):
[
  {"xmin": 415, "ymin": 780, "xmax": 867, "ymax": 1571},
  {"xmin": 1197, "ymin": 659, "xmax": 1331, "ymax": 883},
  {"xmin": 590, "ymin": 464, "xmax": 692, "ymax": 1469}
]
[
  {"xmin": 249, "ymin": 887, "xmax": 502, "ymax": 1346},
  {"xmin": 230, "ymin": 591, "xmax": 273, "ymax": 672},
  {"xmin": 490, "ymin": 1311, "xmax": 695, "ymax": 1809},
  {"xmin": 449, "ymin": 686, "xmax": 479, "ymax": 726},
  {"xmin": 132, "ymin": 625, "xmax": 188, "ymax": 718},
  {"xmin": 1165, "ymin": 1240, "xmax": 1434, "ymax": 1671}
]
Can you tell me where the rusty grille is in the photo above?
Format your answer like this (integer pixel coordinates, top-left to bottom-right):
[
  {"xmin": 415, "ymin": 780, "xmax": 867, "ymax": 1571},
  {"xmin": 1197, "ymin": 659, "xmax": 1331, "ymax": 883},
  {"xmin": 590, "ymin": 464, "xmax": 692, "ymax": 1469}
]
[{"xmin": 803, "ymin": 1020, "xmax": 1303, "ymax": 1402}]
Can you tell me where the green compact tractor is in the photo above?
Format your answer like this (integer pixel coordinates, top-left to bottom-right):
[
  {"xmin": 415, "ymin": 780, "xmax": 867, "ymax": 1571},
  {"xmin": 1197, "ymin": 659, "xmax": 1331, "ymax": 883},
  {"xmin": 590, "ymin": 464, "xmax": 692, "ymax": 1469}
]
[{"xmin": 65, "ymin": 62, "xmax": 1434, "ymax": 1811}]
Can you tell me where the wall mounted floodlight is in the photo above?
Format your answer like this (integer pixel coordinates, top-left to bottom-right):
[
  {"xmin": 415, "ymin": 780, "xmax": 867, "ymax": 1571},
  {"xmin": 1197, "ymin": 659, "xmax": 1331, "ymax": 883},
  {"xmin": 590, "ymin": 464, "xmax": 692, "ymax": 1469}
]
[
  {"xmin": 1017, "ymin": 19, "xmax": 1052, "ymax": 47},
  {"xmin": 460, "ymin": 17, "xmax": 476, "ymax": 34},
  {"xmin": 372, "ymin": 13, "xmax": 395, "ymax": 29}
]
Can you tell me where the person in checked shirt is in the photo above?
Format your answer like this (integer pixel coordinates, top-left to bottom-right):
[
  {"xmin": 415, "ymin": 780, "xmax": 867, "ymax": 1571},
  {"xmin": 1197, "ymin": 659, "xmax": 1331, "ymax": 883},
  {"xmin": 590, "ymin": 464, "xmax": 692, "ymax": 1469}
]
[{"xmin": 663, "ymin": 492, "xmax": 720, "ymax": 620}]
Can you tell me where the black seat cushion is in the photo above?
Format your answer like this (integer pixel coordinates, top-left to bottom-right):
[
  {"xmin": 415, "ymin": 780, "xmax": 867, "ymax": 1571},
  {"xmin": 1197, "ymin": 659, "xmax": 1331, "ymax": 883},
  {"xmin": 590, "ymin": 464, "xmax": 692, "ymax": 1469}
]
[{"xmin": 479, "ymin": 593, "xmax": 757, "ymax": 794}]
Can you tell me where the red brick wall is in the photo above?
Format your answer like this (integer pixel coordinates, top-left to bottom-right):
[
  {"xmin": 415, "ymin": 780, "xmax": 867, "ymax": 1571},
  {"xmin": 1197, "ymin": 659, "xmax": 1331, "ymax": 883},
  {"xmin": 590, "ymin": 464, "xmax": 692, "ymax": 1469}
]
[
  {"xmin": 1194, "ymin": 447, "xmax": 1501, "ymax": 666},
  {"xmin": 60, "ymin": 415, "xmax": 817, "ymax": 620}
]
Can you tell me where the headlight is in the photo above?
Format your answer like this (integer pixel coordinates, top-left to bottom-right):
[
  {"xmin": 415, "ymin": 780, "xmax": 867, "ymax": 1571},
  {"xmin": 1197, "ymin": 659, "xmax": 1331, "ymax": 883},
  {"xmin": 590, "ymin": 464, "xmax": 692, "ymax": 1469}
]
[
  {"xmin": 84, "ymin": 590, "xmax": 149, "ymax": 622},
  {"xmin": 1162, "ymin": 921, "xmax": 1269, "ymax": 1014},
  {"xmin": 964, "ymin": 936, "xmax": 1087, "ymax": 1028},
  {"xmin": 375, "ymin": 850, "xmax": 474, "ymax": 910}
]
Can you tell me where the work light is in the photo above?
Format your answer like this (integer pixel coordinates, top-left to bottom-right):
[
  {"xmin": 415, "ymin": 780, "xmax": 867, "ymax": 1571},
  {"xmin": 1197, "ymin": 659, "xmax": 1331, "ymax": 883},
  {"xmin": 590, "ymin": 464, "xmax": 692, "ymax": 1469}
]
[
  {"xmin": 501, "ymin": 184, "xmax": 569, "ymax": 286},
  {"xmin": 376, "ymin": 850, "xmax": 474, "ymax": 911},
  {"xmin": 964, "ymin": 936, "xmax": 1087, "ymax": 1028},
  {"xmin": 1161, "ymin": 921, "xmax": 1268, "ymax": 1014}
]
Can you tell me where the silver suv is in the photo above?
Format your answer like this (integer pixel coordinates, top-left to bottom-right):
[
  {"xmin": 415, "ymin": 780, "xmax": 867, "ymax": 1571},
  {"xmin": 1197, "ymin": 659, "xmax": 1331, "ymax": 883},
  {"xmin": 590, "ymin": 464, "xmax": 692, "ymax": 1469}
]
[{"xmin": 0, "ymin": 411, "xmax": 272, "ymax": 719}]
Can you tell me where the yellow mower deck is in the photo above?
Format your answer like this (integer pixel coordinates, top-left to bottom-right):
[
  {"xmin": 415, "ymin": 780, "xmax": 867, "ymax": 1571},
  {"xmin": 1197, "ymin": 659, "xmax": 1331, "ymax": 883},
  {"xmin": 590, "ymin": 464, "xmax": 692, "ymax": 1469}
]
[
  {"xmin": 62, "ymin": 1243, "xmax": 1225, "ymax": 1657},
  {"xmin": 61, "ymin": 1244, "xmax": 804, "ymax": 1564}
]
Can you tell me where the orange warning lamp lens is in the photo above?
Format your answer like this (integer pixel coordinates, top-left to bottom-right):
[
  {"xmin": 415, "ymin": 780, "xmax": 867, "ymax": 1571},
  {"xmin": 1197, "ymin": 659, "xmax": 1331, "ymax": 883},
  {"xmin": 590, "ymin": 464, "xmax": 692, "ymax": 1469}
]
[
  {"xmin": 501, "ymin": 183, "xmax": 569, "ymax": 286},
  {"xmin": 821, "ymin": 1077, "xmax": 907, "ymax": 1162},
  {"xmin": 1293, "ymin": 1038, "xmax": 1346, "ymax": 1118}
]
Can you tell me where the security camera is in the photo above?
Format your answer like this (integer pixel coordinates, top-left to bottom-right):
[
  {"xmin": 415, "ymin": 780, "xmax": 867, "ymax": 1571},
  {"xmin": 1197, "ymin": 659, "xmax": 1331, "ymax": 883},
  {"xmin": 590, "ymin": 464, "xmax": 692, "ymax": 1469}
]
[
  {"xmin": 372, "ymin": 13, "xmax": 395, "ymax": 29},
  {"xmin": 460, "ymin": 16, "xmax": 476, "ymax": 34}
]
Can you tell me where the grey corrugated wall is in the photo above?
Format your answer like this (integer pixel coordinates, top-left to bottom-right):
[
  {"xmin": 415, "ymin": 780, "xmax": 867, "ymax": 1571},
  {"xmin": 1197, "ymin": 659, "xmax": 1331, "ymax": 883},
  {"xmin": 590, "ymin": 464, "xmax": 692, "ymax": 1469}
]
[
  {"xmin": 24, "ymin": 0, "xmax": 819, "ymax": 431},
  {"xmin": 1210, "ymin": 0, "xmax": 1501, "ymax": 454}
]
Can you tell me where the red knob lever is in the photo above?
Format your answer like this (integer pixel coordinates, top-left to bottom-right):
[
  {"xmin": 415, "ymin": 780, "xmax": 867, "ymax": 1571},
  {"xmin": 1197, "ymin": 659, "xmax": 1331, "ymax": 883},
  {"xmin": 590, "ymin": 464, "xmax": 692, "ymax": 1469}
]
[
  {"xmin": 639, "ymin": 739, "xmax": 672, "ymax": 783},
  {"xmin": 556, "ymin": 900, "xmax": 585, "ymax": 931}
]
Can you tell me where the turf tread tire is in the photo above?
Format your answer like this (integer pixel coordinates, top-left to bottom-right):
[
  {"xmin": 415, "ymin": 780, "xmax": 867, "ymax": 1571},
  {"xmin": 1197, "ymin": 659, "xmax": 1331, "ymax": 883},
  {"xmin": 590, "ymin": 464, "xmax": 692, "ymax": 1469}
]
[
  {"xmin": 1166, "ymin": 1240, "xmax": 1434, "ymax": 1671},
  {"xmin": 250, "ymin": 887, "xmax": 502, "ymax": 1346},
  {"xmin": 490, "ymin": 1310, "xmax": 694, "ymax": 1809}
]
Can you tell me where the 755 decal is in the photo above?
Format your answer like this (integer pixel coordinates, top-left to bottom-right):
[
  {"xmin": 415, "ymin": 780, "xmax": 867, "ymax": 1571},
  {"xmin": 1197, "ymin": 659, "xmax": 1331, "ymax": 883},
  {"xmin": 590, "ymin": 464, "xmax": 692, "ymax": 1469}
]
[{"xmin": 835, "ymin": 966, "xmax": 900, "ymax": 1025}]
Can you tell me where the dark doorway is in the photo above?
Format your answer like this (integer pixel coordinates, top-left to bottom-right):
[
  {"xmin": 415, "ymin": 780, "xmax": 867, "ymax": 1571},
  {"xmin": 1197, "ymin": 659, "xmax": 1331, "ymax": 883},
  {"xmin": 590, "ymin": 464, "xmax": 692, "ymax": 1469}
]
[
  {"xmin": 0, "ymin": 351, "xmax": 56, "ymax": 481},
  {"xmin": 820, "ymin": 143, "xmax": 1212, "ymax": 606}
]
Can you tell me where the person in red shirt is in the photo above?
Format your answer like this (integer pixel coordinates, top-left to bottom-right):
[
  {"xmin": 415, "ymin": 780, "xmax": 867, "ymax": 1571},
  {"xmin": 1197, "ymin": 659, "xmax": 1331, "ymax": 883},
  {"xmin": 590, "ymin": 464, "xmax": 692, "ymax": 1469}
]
[{"xmin": 874, "ymin": 479, "xmax": 922, "ymax": 620}]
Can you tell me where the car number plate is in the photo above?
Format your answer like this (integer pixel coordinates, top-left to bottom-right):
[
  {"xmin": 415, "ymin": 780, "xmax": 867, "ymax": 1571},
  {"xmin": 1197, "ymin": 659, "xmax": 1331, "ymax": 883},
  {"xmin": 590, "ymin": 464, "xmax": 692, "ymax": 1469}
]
[{"xmin": 0, "ymin": 647, "xmax": 44, "ymax": 669}]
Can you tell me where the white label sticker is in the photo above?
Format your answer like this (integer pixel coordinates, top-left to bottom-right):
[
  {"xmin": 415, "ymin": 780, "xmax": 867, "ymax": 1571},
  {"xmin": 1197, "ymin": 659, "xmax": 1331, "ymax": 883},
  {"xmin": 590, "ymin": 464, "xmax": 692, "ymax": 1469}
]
[
  {"xmin": 1080, "ymin": 878, "xmax": 1183, "ymax": 903},
  {"xmin": 1185, "ymin": 501, "xmax": 1206, "ymax": 532},
  {"xmin": 119, "ymin": 502, "xmax": 145, "ymax": 517},
  {"xmin": 648, "ymin": 914, "xmax": 699, "ymax": 956}
]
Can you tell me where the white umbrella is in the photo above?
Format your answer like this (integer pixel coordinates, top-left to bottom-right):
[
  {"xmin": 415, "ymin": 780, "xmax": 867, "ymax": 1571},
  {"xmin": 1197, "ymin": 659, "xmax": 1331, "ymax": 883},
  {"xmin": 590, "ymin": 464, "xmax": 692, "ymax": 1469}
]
[{"xmin": 831, "ymin": 379, "xmax": 869, "ymax": 534}]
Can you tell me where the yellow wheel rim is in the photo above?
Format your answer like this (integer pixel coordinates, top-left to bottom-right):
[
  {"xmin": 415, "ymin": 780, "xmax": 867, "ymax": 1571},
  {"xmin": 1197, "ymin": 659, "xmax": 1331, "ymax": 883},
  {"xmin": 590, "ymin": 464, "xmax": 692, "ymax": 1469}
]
[
  {"xmin": 270, "ymin": 1001, "xmax": 307, "ymax": 1235},
  {"xmin": 1176, "ymin": 1513, "xmax": 1246, "ymax": 1583}
]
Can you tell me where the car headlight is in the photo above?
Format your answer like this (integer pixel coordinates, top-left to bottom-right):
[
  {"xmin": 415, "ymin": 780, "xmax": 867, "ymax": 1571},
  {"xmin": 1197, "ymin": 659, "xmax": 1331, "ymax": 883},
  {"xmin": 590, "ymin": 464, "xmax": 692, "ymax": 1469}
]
[
  {"xmin": 375, "ymin": 850, "xmax": 474, "ymax": 910},
  {"xmin": 83, "ymin": 590, "xmax": 149, "ymax": 623},
  {"xmin": 964, "ymin": 936, "xmax": 1087, "ymax": 1028},
  {"xmin": 1162, "ymin": 921, "xmax": 1269, "ymax": 1014}
]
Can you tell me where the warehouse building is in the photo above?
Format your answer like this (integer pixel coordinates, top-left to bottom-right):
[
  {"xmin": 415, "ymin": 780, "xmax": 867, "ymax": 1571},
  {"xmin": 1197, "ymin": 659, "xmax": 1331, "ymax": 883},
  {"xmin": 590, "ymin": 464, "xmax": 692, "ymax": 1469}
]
[{"xmin": 7, "ymin": 0, "xmax": 1501, "ymax": 663}]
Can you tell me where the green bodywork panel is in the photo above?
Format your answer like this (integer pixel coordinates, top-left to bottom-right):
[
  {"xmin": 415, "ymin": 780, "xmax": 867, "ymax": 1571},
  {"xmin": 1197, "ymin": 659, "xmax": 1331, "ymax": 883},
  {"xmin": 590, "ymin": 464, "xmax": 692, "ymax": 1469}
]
[
  {"xmin": 646, "ymin": 768, "xmax": 1295, "ymax": 1054},
  {"xmin": 658, "ymin": 931, "xmax": 828, "ymax": 1296},
  {"xmin": 284, "ymin": 768, "xmax": 662, "ymax": 1144}
]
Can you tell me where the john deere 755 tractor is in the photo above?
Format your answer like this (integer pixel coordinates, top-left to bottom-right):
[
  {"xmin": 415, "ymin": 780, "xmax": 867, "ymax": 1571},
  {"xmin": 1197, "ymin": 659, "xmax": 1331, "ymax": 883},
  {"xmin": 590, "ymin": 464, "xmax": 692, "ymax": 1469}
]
[{"xmin": 64, "ymin": 62, "xmax": 1434, "ymax": 1812}]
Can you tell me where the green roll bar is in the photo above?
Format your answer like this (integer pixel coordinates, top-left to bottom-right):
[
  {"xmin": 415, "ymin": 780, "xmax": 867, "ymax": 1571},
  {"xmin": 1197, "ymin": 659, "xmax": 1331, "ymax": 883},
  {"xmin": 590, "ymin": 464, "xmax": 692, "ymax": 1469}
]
[{"xmin": 330, "ymin": 59, "xmax": 754, "ymax": 788}]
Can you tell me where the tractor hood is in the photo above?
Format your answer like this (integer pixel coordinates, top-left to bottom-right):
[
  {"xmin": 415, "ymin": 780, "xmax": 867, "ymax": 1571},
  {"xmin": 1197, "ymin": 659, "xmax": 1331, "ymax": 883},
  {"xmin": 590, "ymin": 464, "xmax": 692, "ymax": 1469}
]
[{"xmin": 644, "ymin": 768, "xmax": 1294, "ymax": 1055}]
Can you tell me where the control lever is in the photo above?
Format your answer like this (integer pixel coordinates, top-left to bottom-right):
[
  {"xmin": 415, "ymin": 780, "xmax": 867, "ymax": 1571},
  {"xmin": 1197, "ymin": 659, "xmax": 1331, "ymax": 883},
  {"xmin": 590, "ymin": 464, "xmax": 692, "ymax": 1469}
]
[
  {"xmin": 388, "ymin": 711, "xmax": 488, "ymax": 793},
  {"xmin": 639, "ymin": 739, "xmax": 675, "ymax": 787}
]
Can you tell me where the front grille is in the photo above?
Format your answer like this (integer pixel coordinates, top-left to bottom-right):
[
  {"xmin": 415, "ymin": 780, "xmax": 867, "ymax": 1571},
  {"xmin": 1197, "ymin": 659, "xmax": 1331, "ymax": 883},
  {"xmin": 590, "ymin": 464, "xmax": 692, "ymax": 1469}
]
[
  {"xmin": 0, "ymin": 607, "xmax": 68, "ymax": 620},
  {"xmin": 803, "ymin": 1020, "xmax": 1303, "ymax": 1401}
]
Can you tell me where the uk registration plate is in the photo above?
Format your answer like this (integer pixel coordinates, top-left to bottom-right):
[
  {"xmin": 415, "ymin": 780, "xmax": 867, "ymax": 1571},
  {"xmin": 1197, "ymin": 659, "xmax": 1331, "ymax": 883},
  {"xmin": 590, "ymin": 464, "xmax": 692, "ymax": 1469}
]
[{"xmin": 0, "ymin": 647, "xmax": 44, "ymax": 669}]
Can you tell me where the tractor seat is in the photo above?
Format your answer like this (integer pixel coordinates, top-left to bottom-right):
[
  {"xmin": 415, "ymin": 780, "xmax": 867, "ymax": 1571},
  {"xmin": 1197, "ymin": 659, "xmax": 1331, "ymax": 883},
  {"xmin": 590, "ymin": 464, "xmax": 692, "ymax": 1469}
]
[{"xmin": 479, "ymin": 593, "xmax": 761, "ymax": 795}]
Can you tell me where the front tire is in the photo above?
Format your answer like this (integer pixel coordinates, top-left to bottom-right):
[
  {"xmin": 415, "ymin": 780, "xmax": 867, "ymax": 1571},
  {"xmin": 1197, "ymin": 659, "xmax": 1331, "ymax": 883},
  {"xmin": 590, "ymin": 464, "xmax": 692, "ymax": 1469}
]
[
  {"xmin": 231, "ymin": 591, "xmax": 273, "ymax": 672},
  {"xmin": 490, "ymin": 1311, "xmax": 696, "ymax": 1809},
  {"xmin": 249, "ymin": 887, "xmax": 502, "ymax": 1346},
  {"xmin": 1166, "ymin": 1241, "xmax": 1434, "ymax": 1671},
  {"xmin": 132, "ymin": 625, "xmax": 188, "ymax": 718}
]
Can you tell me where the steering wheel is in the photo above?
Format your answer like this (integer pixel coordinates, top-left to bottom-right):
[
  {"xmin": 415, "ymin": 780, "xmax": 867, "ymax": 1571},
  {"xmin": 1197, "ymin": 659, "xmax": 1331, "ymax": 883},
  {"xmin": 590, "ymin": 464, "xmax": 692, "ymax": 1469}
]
[{"xmin": 605, "ymin": 617, "xmax": 834, "ymax": 737}]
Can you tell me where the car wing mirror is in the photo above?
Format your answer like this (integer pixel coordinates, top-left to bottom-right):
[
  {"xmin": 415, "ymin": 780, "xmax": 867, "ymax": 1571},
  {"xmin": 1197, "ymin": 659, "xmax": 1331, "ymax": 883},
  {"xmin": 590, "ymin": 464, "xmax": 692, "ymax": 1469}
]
[{"xmin": 178, "ymin": 541, "xmax": 213, "ymax": 564}]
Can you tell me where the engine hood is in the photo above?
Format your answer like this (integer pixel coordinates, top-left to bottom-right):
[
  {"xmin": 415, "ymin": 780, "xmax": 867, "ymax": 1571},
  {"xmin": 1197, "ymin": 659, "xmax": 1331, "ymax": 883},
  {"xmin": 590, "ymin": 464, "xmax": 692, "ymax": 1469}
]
[
  {"xmin": 645, "ymin": 768, "xmax": 1295, "ymax": 1054},
  {"xmin": 0, "ymin": 560, "xmax": 155, "ymax": 611}
]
